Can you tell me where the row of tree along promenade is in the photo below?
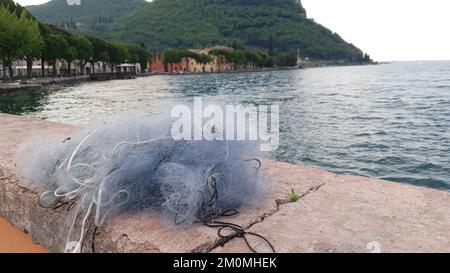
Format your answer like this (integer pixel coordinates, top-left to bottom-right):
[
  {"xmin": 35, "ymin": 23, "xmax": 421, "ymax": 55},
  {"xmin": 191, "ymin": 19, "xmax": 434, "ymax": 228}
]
[
  {"xmin": 0, "ymin": 2, "xmax": 149, "ymax": 81},
  {"xmin": 0, "ymin": 1, "xmax": 321, "ymax": 82}
]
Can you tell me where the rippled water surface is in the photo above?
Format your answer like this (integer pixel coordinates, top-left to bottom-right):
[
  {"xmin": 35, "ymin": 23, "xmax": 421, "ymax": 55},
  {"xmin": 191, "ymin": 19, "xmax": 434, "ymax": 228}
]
[{"xmin": 1, "ymin": 61, "xmax": 449, "ymax": 191}]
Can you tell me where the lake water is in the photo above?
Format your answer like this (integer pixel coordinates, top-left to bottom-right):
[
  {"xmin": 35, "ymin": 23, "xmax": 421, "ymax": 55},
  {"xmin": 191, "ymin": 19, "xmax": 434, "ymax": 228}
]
[{"xmin": 1, "ymin": 61, "xmax": 449, "ymax": 191}]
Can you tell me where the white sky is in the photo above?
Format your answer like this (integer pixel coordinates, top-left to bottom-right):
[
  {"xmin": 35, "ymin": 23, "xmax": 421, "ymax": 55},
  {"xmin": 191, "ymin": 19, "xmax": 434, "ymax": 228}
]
[{"xmin": 14, "ymin": 0, "xmax": 450, "ymax": 61}]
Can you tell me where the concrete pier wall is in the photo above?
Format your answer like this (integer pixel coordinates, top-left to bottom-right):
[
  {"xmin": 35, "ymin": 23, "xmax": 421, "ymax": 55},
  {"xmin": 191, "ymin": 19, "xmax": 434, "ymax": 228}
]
[
  {"xmin": 0, "ymin": 217, "xmax": 47, "ymax": 253},
  {"xmin": 0, "ymin": 113, "xmax": 449, "ymax": 253}
]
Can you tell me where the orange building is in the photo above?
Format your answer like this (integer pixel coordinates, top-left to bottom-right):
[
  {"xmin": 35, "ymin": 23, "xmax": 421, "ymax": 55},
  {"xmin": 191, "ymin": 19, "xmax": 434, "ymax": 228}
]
[
  {"xmin": 148, "ymin": 53, "xmax": 165, "ymax": 73},
  {"xmin": 167, "ymin": 57, "xmax": 188, "ymax": 73}
]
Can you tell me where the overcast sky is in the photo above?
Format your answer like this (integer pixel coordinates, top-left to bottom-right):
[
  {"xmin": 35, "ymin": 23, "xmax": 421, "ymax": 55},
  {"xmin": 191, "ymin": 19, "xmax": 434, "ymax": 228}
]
[{"xmin": 14, "ymin": 0, "xmax": 450, "ymax": 61}]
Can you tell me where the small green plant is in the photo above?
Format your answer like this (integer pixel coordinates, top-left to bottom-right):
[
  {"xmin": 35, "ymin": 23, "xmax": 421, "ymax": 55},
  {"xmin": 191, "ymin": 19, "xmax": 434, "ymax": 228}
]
[{"xmin": 289, "ymin": 188, "xmax": 300, "ymax": 203}]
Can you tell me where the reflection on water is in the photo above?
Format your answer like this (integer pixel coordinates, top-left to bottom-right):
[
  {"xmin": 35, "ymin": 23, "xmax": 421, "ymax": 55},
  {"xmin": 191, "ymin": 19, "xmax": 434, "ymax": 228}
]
[{"xmin": 1, "ymin": 62, "xmax": 450, "ymax": 191}]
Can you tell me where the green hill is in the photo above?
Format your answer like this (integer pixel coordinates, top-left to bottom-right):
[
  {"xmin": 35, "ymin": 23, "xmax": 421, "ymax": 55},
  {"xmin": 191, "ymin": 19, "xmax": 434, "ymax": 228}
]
[
  {"xmin": 26, "ymin": 0, "xmax": 148, "ymax": 31},
  {"xmin": 27, "ymin": 0, "xmax": 367, "ymax": 61}
]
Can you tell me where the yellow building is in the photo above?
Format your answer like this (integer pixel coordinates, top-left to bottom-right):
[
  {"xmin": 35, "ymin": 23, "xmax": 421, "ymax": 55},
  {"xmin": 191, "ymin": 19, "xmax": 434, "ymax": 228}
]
[
  {"xmin": 187, "ymin": 49, "xmax": 209, "ymax": 73},
  {"xmin": 187, "ymin": 46, "xmax": 234, "ymax": 73},
  {"xmin": 207, "ymin": 45, "xmax": 234, "ymax": 72}
]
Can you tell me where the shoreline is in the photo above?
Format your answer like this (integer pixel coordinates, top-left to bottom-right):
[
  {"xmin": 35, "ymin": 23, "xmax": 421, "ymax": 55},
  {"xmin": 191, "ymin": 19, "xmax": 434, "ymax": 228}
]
[
  {"xmin": 138, "ymin": 66, "xmax": 305, "ymax": 77},
  {"xmin": 0, "ymin": 76, "xmax": 90, "ymax": 94},
  {"xmin": 0, "ymin": 61, "xmax": 374, "ymax": 93},
  {"xmin": 139, "ymin": 61, "xmax": 375, "ymax": 77}
]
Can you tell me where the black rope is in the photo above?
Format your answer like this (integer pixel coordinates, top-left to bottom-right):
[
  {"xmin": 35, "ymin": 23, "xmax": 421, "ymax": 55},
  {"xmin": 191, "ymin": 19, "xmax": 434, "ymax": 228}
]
[
  {"xmin": 204, "ymin": 215, "xmax": 276, "ymax": 254},
  {"xmin": 80, "ymin": 223, "xmax": 93, "ymax": 253},
  {"xmin": 49, "ymin": 197, "xmax": 78, "ymax": 211},
  {"xmin": 199, "ymin": 162, "xmax": 275, "ymax": 253},
  {"xmin": 51, "ymin": 200, "xmax": 68, "ymax": 210},
  {"xmin": 244, "ymin": 159, "xmax": 262, "ymax": 175},
  {"xmin": 67, "ymin": 199, "xmax": 78, "ymax": 212},
  {"xmin": 79, "ymin": 223, "xmax": 99, "ymax": 253},
  {"xmin": 91, "ymin": 226, "xmax": 98, "ymax": 253}
]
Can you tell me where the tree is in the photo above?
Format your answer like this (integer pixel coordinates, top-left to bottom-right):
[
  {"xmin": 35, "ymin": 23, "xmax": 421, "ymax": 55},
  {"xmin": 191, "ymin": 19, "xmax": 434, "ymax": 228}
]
[
  {"xmin": 268, "ymin": 35, "xmax": 274, "ymax": 57},
  {"xmin": 0, "ymin": 7, "xmax": 42, "ymax": 78},
  {"xmin": 107, "ymin": 41, "xmax": 129, "ymax": 71},
  {"xmin": 25, "ymin": 40, "xmax": 44, "ymax": 78},
  {"xmin": 72, "ymin": 35, "xmax": 93, "ymax": 75},
  {"xmin": 63, "ymin": 47, "xmax": 77, "ymax": 75},
  {"xmin": 162, "ymin": 48, "xmax": 182, "ymax": 66},
  {"xmin": 255, "ymin": 50, "xmax": 270, "ymax": 67},
  {"xmin": 88, "ymin": 36, "xmax": 109, "ymax": 73},
  {"xmin": 42, "ymin": 34, "xmax": 69, "ymax": 76},
  {"xmin": 274, "ymin": 52, "xmax": 297, "ymax": 67},
  {"xmin": 21, "ymin": 16, "xmax": 43, "ymax": 78},
  {"xmin": 127, "ymin": 44, "xmax": 151, "ymax": 71},
  {"xmin": 243, "ymin": 50, "xmax": 263, "ymax": 68},
  {"xmin": 264, "ymin": 56, "xmax": 274, "ymax": 67},
  {"xmin": 230, "ymin": 50, "xmax": 246, "ymax": 69},
  {"xmin": 196, "ymin": 53, "xmax": 212, "ymax": 65}
]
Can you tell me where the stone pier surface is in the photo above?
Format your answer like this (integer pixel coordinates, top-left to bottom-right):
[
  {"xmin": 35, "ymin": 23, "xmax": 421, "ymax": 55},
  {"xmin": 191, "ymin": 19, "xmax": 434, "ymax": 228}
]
[{"xmin": 0, "ymin": 113, "xmax": 449, "ymax": 253}]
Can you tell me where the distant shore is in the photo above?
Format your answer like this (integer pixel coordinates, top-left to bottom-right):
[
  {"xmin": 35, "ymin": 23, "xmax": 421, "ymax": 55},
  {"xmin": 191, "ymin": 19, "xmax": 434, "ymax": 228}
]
[
  {"xmin": 0, "ymin": 61, "xmax": 374, "ymax": 94},
  {"xmin": 138, "ymin": 61, "xmax": 375, "ymax": 78},
  {"xmin": 138, "ymin": 66, "xmax": 301, "ymax": 77}
]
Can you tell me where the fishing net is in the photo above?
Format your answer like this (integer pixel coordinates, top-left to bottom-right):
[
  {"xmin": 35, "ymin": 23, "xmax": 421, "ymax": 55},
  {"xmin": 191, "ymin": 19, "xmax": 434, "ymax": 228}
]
[{"xmin": 15, "ymin": 113, "xmax": 267, "ymax": 253}]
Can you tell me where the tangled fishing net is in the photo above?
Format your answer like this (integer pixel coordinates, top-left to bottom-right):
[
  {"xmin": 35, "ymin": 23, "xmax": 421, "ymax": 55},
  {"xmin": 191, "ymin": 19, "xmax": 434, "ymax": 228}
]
[{"xmin": 15, "ymin": 114, "xmax": 267, "ymax": 253}]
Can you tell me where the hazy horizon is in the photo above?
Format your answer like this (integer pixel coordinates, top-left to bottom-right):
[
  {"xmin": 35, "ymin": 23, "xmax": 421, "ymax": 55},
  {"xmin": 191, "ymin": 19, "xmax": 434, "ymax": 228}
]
[{"xmin": 13, "ymin": 0, "xmax": 450, "ymax": 62}]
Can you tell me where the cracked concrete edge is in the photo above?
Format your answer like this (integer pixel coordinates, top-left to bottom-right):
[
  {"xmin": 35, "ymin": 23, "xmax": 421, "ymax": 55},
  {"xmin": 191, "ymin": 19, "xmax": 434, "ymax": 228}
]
[
  {"xmin": 212, "ymin": 174, "xmax": 450, "ymax": 253},
  {"xmin": 203, "ymin": 162, "xmax": 338, "ymax": 253},
  {"xmin": 207, "ymin": 182, "xmax": 328, "ymax": 253}
]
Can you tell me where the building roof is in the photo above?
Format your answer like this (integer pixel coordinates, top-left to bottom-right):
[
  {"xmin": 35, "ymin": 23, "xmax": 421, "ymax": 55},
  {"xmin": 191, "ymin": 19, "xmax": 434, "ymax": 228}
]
[{"xmin": 206, "ymin": 45, "xmax": 234, "ymax": 52}]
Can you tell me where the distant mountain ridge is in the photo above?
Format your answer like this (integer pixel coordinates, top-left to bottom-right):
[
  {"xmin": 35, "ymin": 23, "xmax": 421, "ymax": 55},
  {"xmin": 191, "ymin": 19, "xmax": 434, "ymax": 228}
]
[
  {"xmin": 26, "ymin": 0, "xmax": 368, "ymax": 61},
  {"xmin": 26, "ymin": 0, "xmax": 148, "ymax": 30}
]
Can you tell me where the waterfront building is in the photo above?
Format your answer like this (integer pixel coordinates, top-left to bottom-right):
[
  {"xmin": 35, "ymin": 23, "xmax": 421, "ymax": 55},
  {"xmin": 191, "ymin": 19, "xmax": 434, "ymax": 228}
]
[
  {"xmin": 0, "ymin": 58, "xmax": 141, "ymax": 79},
  {"xmin": 186, "ymin": 49, "xmax": 210, "ymax": 73},
  {"xmin": 207, "ymin": 45, "xmax": 234, "ymax": 72},
  {"xmin": 148, "ymin": 53, "xmax": 165, "ymax": 73},
  {"xmin": 187, "ymin": 46, "xmax": 234, "ymax": 73},
  {"xmin": 146, "ymin": 46, "xmax": 234, "ymax": 74},
  {"xmin": 115, "ymin": 63, "xmax": 141, "ymax": 74},
  {"xmin": 167, "ymin": 57, "xmax": 188, "ymax": 73}
]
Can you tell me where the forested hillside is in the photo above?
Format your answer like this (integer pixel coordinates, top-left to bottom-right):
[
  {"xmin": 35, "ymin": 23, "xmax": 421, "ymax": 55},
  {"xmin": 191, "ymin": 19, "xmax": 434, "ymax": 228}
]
[
  {"xmin": 27, "ymin": 0, "xmax": 367, "ymax": 61},
  {"xmin": 27, "ymin": 0, "xmax": 147, "ymax": 31}
]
